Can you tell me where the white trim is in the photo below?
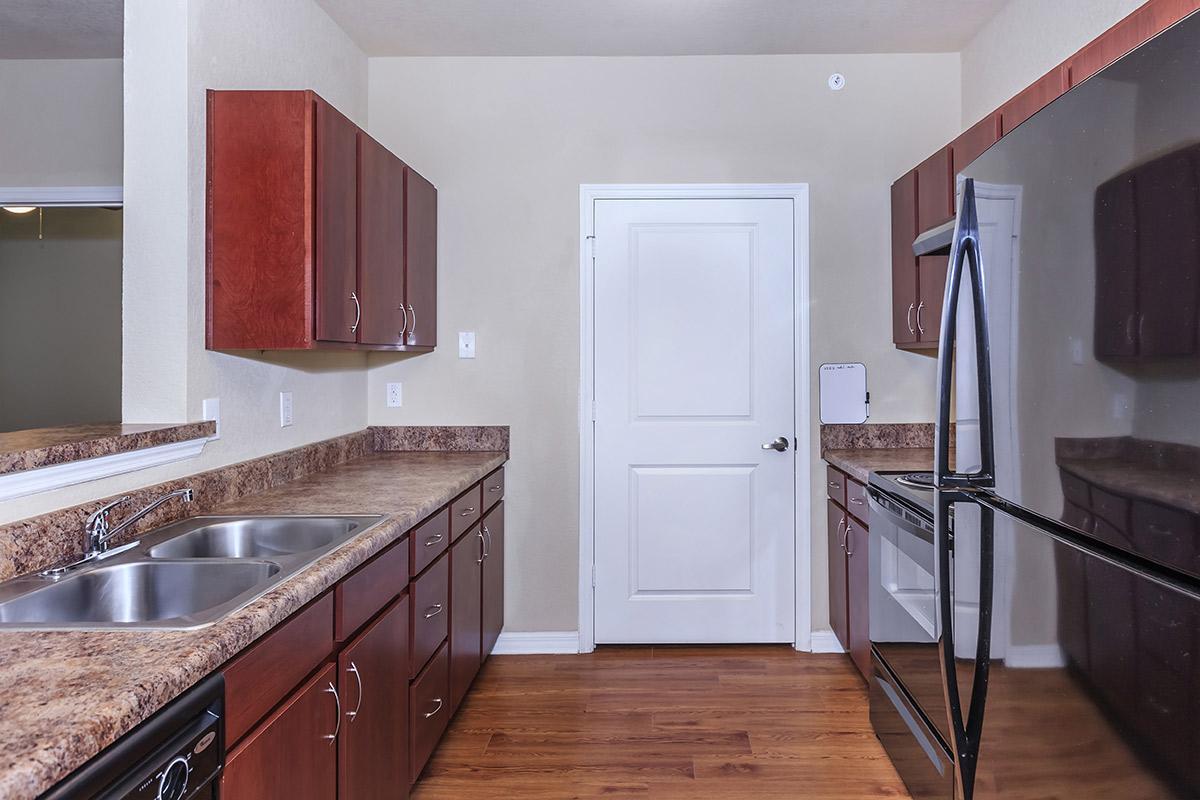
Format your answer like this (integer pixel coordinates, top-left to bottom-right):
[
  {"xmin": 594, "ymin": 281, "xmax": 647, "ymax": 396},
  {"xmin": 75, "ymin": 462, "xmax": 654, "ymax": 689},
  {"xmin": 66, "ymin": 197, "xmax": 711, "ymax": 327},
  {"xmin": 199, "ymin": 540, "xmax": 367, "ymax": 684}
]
[
  {"xmin": 0, "ymin": 185, "xmax": 123, "ymax": 206},
  {"xmin": 0, "ymin": 437, "xmax": 208, "ymax": 502},
  {"xmin": 492, "ymin": 631, "xmax": 581, "ymax": 655},
  {"xmin": 577, "ymin": 183, "xmax": 812, "ymax": 653},
  {"xmin": 808, "ymin": 630, "xmax": 846, "ymax": 654},
  {"xmin": 1004, "ymin": 643, "xmax": 1065, "ymax": 669}
]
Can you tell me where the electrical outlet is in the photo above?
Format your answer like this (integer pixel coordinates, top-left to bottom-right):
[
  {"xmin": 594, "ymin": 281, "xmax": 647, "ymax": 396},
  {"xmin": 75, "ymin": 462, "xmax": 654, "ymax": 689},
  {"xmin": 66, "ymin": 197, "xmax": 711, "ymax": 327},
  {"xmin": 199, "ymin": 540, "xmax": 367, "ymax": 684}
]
[
  {"xmin": 386, "ymin": 382, "xmax": 403, "ymax": 408},
  {"xmin": 279, "ymin": 391, "xmax": 294, "ymax": 427},
  {"xmin": 202, "ymin": 398, "xmax": 221, "ymax": 440},
  {"xmin": 458, "ymin": 331, "xmax": 476, "ymax": 359}
]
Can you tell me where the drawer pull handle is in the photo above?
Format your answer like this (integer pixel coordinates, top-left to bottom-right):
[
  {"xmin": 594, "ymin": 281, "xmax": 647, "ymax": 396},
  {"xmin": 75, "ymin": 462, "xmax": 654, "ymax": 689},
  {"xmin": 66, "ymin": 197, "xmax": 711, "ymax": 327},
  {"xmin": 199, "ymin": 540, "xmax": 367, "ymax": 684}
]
[
  {"xmin": 829, "ymin": 481, "xmax": 840, "ymax": 489},
  {"xmin": 850, "ymin": 498, "xmax": 864, "ymax": 505},
  {"xmin": 424, "ymin": 533, "xmax": 444, "ymax": 547},
  {"xmin": 424, "ymin": 697, "xmax": 444, "ymax": 718},
  {"xmin": 346, "ymin": 662, "xmax": 363, "ymax": 721},
  {"xmin": 459, "ymin": 507, "xmax": 476, "ymax": 517},
  {"xmin": 322, "ymin": 682, "xmax": 341, "ymax": 743},
  {"xmin": 477, "ymin": 530, "xmax": 487, "ymax": 563},
  {"xmin": 424, "ymin": 603, "xmax": 444, "ymax": 619},
  {"xmin": 489, "ymin": 485, "xmax": 502, "ymax": 493}
]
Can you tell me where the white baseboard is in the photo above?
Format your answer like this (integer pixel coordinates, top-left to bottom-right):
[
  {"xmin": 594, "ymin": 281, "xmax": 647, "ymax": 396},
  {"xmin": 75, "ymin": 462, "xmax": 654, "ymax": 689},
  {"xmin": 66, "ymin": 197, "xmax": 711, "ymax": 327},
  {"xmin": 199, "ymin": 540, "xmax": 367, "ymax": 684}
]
[
  {"xmin": 492, "ymin": 631, "xmax": 581, "ymax": 655},
  {"xmin": 808, "ymin": 630, "xmax": 846, "ymax": 654},
  {"xmin": 1005, "ymin": 643, "xmax": 1065, "ymax": 668}
]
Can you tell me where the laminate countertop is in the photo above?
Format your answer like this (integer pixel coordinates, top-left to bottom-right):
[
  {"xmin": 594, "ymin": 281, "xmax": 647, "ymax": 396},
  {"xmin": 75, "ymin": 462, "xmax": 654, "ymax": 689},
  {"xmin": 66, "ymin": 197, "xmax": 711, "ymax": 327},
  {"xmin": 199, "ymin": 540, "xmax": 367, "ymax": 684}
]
[
  {"xmin": 822, "ymin": 447, "xmax": 935, "ymax": 484},
  {"xmin": 0, "ymin": 450, "xmax": 506, "ymax": 800}
]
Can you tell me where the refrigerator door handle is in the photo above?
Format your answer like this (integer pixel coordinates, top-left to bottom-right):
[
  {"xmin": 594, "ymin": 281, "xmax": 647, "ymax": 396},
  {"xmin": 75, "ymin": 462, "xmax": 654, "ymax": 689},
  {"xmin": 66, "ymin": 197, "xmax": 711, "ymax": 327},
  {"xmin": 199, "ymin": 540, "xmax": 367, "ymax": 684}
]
[{"xmin": 934, "ymin": 178, "xmax": 996, "ymax": 490}]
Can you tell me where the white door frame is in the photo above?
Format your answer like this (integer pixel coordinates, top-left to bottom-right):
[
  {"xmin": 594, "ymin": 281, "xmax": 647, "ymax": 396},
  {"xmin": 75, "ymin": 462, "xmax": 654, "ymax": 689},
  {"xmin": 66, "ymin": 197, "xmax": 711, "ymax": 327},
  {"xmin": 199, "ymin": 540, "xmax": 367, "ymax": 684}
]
[{"xmin": 578, "ymin": 183, "xmax": 812, "ymax": 653}]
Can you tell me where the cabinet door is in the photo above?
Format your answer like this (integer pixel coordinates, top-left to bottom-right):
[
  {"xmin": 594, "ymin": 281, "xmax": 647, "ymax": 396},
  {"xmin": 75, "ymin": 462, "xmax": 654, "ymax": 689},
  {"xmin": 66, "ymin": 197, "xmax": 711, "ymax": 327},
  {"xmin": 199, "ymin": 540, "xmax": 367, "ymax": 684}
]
[
  {"xmin": 1094, "ymin": 173, "xmax": 1139, "ymax": 358},
  {"xmin": 315, "ymin": 96, "xmax": 359, "ymax": 343},
  {"xmin": 450, "ymin": 526, "xmax": 483, "ymax": 711},
  {"xmin": 827, "ymin": 500, "xmax": 849, "ymax": 652},
  {"xmin": 916, "ymin": 147, "xmax": 954, "ymax": 231},
  {"xmin": 1000, "ymin": 64, "xmax": 1067, "ymax": 135},
  {"xmin": 846, "ymin": 517, "xmax": 871, "ymax": 678},
  {"xmin": 952, "ymin": 113, "xmax": 1000, "ymax": 177},
  {"xmin": 222, "ymin": 663, "xmax": 338, "ymax": 800},
  {"xmin": 357, "ymin": 133, "xmax": 407, "ymax": 346},
  {"xmin": 404, "ymin": 167, "xmax": 437, "ymax": 348},
  {"xmin": 917, "ymin": 256, "xmax": 948, "ymax": 346},
  {"xmin": 339, "ymin": 594, "xmax": 410, "ymax": 800},
  {"xmin": 891, "ymin": 171, "xmax": 919, "ymax": 345},
  {"xmin": 1069, "ymin": 0, "xmax": 1198, "ymax": 86},
  {"xmin": 481, "ymin": 501, "xmax": 505, "ymax": 659}
]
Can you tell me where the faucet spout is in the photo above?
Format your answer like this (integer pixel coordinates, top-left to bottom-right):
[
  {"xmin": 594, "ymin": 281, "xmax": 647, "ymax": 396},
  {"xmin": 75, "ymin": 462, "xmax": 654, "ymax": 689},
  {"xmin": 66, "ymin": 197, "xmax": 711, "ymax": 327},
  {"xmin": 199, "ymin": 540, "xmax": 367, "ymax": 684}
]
[{"xmin": 85, "ymin": 487, "xmax": 195, "ymax": 556}]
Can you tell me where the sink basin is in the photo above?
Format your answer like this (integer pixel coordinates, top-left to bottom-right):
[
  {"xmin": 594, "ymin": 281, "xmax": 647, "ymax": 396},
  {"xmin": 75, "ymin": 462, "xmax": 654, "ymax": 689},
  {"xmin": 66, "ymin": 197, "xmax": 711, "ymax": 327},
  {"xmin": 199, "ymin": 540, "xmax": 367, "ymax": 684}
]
[
  {"xmin": 0, "ymin": 560, "xmax": 279, "ymax": 626},
  {"xmin": 148, "ymin": 517, "xmax": 369, "ymax": 560}
]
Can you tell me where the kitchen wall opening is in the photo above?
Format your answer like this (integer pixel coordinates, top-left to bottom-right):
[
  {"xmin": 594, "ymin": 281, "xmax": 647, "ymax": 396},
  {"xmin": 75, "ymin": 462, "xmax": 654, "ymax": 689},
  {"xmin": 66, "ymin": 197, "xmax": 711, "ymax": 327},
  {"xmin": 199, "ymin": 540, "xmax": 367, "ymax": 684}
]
[{"xmin": 0, "ymin": 206, "xmax": 123, "ymax": 432}]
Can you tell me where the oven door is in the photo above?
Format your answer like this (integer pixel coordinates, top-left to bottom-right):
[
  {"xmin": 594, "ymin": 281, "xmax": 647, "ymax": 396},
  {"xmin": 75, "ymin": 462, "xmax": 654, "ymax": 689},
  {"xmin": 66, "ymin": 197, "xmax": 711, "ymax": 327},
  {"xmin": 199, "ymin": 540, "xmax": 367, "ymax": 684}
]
[{"xmin": 869, "ymin": 488, "xmax": 951, "ymax": 747}]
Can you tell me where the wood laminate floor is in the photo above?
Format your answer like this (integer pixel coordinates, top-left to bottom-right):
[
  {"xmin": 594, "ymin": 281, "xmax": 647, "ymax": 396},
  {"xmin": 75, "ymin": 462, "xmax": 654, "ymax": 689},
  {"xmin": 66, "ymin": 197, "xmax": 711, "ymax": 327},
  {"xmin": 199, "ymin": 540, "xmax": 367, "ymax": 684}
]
[{"xmin": 412, "ymin": 645, "xmax": 911, "ymax": 799}]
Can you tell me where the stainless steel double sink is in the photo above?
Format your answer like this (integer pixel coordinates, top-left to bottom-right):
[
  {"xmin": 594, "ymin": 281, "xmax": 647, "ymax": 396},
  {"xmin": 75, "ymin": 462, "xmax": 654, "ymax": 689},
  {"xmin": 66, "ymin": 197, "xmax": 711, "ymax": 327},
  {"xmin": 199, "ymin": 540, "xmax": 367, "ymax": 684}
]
[{"xmin": 0, "ymin": 515, "xmax": 385, "ymax": 630}]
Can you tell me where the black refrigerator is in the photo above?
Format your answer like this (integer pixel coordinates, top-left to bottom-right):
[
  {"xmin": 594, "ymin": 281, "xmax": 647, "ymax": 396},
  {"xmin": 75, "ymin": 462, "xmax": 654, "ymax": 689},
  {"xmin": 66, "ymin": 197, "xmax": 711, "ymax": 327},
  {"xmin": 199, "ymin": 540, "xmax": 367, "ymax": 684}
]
[{"xmin": 933, "ymin": 9, "xmax": 1200, "ymax": 800}]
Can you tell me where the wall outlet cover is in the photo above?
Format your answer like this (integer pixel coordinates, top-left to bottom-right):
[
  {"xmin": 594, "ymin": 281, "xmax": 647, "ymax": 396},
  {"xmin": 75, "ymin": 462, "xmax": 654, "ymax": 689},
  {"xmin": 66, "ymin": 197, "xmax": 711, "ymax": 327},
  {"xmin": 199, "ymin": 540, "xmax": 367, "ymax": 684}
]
[
  {"xmin": 458, "ymin": 331, "xmax": 476, "ymax": 359},
  {"xmin": 279, "ymin": 391, "xmax": 294, "ymax": 427},
  {"xmin": 386, "ymin": 382, "xmax": 403, "ymax": 408}
]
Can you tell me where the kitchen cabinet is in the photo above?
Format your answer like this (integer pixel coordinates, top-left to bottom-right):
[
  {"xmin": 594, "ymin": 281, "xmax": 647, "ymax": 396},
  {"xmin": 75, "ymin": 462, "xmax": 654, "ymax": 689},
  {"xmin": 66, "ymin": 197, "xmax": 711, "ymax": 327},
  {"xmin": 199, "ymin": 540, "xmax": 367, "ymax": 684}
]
[
  {"xmin": 449, "ymin": 526, "xmax": 483, "ymax": 711},
  {"xmin": 357, "ymin": 132, "xmax": 408, "ymax": 347},
  {"xmin": 845, "ymin": 515, "xmax": 871, "ymax": 678},
  {"xmin": 827, "ymin": 500, "xmax": 849, "ymax": 651},
  {"xmin": 1069, "ymin": 0, "xmax": 1199, "ymax": 86},
  {"xmin": 951, "ymin": 113, "xmax": 1001, "ymax": 177},
  {"xmin": 411, "ymin": 552, "xmax": 450, "ymax": 678},
  {"xmin": 410, "ymin": 643, "xmax": 451, "ymax": 782},
  {"xmin": 999, "ymin": 64, "xmax": 1067, "ymax": 135},
  {"xmin": 917, "ymin": 256, "xmax": 948, "ymax": 346},
  {"xmin": 916, "ymin": 147, "xmax": 954, "ymax": 231},
  {"xmin": 207, "ymin": 89, "xmax": 436, "ymax": 353},
  {"xmin": 339, "ymin": 594, "xmax": 410, "ymax": 800},
  {"xmin": 481, "ymin": 500, "xmax": 506, "ymax": 660},
  {"xmin": 222, "ymin": 663, "xmax": 339, "ymax": 800},
  {"xmin": 891, "ymin": 170, "xmax": 920, "ymax": 347}
]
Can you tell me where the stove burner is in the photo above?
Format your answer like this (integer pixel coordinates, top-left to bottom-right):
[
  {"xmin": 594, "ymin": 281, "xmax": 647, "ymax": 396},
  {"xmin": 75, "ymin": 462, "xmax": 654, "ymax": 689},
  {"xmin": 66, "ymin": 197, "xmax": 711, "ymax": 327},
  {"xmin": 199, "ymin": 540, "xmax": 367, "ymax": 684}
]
[{"xmin": 895, "ymin": 472, "xmax": 935, "ymax": 490}]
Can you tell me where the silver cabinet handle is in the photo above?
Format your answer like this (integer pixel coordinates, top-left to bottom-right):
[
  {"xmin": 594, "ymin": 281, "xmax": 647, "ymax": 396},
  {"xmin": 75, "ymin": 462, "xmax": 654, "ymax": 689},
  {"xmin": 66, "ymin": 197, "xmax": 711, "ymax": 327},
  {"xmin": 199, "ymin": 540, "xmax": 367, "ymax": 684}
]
[
  {"xmin": 459, "ymin": 507, "xmax": 476, "ymax": 517},
  {"xmin": 423, "ymin": 603, "xmax": 443, "ymax": 619},
  {"xmin": 483, "ymin": 524, "xmax": 493, "ymax": 558},
  {"xmin": 907, "ymin": 302, "xmax": 915, "ymax": 335},
  {"xmin": 850, "ymin": 497, "xmax": 865, "ymax": 506},
  {"xmin": 346, "ymin": 662, "xmax": 363, "ymax": 721},
  {"xmin": 488, "ymin": 485, "xmax": 502, "ymax": 493},
  {"xmin": 322, "ymin": 682, "xmax": 341, "ymax": 743},
  {"xmin": 837, "ymin": 515, "xmax": 847, "ymax": 551},
  {"xmin": 845, "ymin": 521, "xmax": 855, "ymax": 557},
  {"xmin": 399, "ymin": 303, "xmax": 408, "ymax": 338},
  {"xmin": 350, "ymin": 292, "xmax": 361, "ymax": 334},
  {"xmin": 916, "ymin": 301, "xmax": 925, "ymax": 336},
  {"xmin": 828, "ymin": 481, "xmax": 841, "ymax": 490},
  {"xmin": 407, "ymin": 304, "xmax": 416, "ymax": 341},
  {"xmin": 424, "ymin": 533, "xmax": 444, "ymax": 547},
  {"xmin": 477, "ymin": 529, "xmax": 487, "ymax": 564},
  {"xmin": 423, "ymin": 698, "xmax": 443, "ymax": 719},
  {"xmin": 761, "ymin": 437, "xmax": 789, "ymax": 452}
]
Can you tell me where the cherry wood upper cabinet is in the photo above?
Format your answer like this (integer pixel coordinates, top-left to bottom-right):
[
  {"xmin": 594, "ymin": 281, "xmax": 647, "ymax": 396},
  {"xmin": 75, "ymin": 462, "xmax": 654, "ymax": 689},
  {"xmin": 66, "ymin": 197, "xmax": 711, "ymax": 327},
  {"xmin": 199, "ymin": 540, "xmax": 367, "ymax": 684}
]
[
  {"xmin": 1069, "ymin": 0, "xmax": 1200, "ymax": 86},
  {"xmin": 358, "ymin": 133, "xmax": 407, "ymax": 347},
  {"xmin": 951, "ymin": 113, "xmax": 1001, "ymax": 177},
  {"xmin": 315, "ymin": 97, "xmax": 359, "ymax": 344},
  {"xmin": 916, "ymin": 147, "xmax": 954, "ymax": 231},
  {"xmin": 207, "ymin": 89, "xmax": 437, "ymax": 353},
  {"xmin": 404, "ymin": 168, "xmax": 438, "ymax": 348},
  {"xmin": 1000, "ymin": 64, "xmax": 1068, "ymax": 135},
  {"xmin": 481, "ymin": 502, "xmax": 505, "ymax": 660},
  {"xmin": 891, "ymin": 170, "xmax": 920, "ymax": 347},
  {"xmin": 917, "ymin": 256, "xmax": 949, "ymax": 346}
]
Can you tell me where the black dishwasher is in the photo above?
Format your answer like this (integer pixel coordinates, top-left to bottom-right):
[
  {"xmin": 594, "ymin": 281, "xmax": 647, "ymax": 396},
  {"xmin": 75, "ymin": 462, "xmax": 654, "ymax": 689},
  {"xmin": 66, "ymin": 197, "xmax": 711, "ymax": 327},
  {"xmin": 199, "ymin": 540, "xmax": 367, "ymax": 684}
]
[{"xmin": 43, "ymin": 674, "xmax": 224, "ymax": 800}]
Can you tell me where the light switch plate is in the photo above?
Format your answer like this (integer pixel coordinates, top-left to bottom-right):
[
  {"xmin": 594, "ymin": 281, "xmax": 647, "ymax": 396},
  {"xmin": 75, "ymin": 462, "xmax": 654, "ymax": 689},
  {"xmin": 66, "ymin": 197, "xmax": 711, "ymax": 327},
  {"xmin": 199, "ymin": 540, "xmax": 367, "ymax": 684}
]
[
  {"xmin": 201, "ymin": 398, "xmax": 221, "ymax": 440},
  {"xmin": 386, "ymin": 382, "xmax": 403, "ymax": 408},
  {"xmin": 279, "ymin": 392, "xmax": 294, "ymax": 427},
  {"xmin": 458, "ymin": 331, "xmax": 476, "ymax": 359}
]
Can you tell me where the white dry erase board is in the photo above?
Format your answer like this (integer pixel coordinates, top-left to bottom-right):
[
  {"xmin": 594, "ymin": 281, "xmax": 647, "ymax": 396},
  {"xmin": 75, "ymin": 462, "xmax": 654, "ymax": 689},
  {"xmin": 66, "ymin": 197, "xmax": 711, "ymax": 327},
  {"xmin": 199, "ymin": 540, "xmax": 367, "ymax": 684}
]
[{"xmin": 819, "ymin": 363, "xmax": 869, "ymax": 424}]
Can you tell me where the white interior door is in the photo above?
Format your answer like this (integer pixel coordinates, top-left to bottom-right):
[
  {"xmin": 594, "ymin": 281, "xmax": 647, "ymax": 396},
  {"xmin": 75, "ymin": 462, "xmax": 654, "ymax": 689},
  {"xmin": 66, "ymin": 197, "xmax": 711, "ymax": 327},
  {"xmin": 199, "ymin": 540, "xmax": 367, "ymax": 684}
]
[{"xmin": 592, "ymin": 197, "xmax": 796, "ymax": 643}]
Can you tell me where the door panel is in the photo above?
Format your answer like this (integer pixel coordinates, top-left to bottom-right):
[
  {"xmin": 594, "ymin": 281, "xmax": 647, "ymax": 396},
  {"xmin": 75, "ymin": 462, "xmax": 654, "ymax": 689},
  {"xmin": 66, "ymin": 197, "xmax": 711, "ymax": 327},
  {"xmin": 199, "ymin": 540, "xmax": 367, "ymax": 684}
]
[
  {"xmin": 481, "ymin": 502, "xmax": 505, "ymax": 658},
  {"xmin": 404, "ymin": 167, "xmax": 437, "ymax": 347},
  {"xmin": 314, "ymin": 97, "xmax": 358, "ymax": 343},
  {"xmin": 450, "ymin": 526, "xmax": 483, "ymax": 709},
  {"xmin": 593, "ymin": 197, "xmax": 795, "ymax": 643},
  {"xmin": 917, "ymin": 256, "xmax": 948, "ymax": 345},
  {"xmin": 846, "ymin": 517, "xmax": 871, "ymax": 678},
  {"xmin": 357, "ymin": 133, "xmax": 406, "ymax": 346},
  {"xmin": 827, "ymin": 501, "xmax": 848, "ymax": 651},
  {"xmin": 891, "ymin": 172, "xmax": 919, "ymax": 345}
]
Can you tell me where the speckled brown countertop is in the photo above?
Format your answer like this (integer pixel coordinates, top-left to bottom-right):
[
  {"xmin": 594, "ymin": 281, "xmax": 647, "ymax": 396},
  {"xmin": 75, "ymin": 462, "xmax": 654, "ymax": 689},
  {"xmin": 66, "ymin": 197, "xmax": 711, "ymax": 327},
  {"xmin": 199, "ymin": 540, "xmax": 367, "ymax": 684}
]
[
  {"xmin": 0, "ymin": 450, "xmax": 505, "ymax": 800},
  {"xmin": 823, "ymin": 448, "xmax": 935, "ymax": 484},
  {"xmin": 0, "ymin": 422, "xmax": 215, "ymax": 476}
]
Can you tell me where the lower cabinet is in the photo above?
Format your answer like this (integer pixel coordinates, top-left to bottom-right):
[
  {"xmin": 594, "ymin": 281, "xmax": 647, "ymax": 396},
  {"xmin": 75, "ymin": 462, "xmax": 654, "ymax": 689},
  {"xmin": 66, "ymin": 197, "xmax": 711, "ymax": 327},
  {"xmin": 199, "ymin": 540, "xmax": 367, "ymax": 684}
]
[
  {"xmin": 450, "ymin": 526, "xmax": 483, "ymax": 710},
  {"xmin": 223, "ymin": 663, "xmax": 340, "ymax": 799},
  {"xmin": 410, "ymin": 643, "xmax": 451, "ymax": 782},
  {"xmin": 826, "ymin": 464, "xmax": 871, "ymax": 679},
  {"xmin": 481, "ymin": 500, "xmax": 505, "ymax": 658}
]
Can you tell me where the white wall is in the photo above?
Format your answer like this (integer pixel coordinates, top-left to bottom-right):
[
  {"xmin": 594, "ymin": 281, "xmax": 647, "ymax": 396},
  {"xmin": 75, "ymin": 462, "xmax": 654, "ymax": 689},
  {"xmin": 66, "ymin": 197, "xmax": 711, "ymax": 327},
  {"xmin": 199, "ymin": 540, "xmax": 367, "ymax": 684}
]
[
  {"xmin": 365, "ymin": 54, "xmax": 961, "ymax": 633},
  {"xmin": 0, "ymin": 59, "xmax": 123, "ymax": 189},
  {"xmin": 960, "ymin": 0, "xmax": 1142, "ymax": 125}
]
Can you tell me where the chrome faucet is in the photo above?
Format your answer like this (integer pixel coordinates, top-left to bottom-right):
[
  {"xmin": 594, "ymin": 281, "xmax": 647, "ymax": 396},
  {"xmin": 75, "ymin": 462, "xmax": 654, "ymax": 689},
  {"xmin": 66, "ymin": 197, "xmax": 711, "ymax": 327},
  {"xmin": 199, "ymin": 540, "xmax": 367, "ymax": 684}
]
[{"xmin": 85, "ymin": 488, "xmax": 195, "ymax": 557}]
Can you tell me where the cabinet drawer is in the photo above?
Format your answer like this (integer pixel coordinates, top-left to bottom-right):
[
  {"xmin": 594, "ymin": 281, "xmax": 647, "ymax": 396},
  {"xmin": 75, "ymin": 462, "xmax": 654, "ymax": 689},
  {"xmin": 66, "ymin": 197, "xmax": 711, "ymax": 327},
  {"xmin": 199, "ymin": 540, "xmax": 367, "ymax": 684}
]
[
  {"xmin": 845, "ymin": 479, "xmax": 869, "ymax": 524},
  {"xmin": 224, "ymin": 592, "xmax": 334, "ymax": 745},
  {"xmin": 482, "ymin": 466, "xmax": 505, "ymax": 512},
  {"xmin": 410, "ymin": 642, "xmax": 451, "ymax": 783},
  {"xmin": 410, "ymin": 552, "xmax": 449, "ymax": 678},
  {"xmin": 410, "ymin": 508, "xmax": 450, "ymax": 577},
  {"xmin": 826, "ymin": 466, "xmax": 846, "ymax": 506},
  {"xmin": 335, "ymin": 536, "xmax": 408, "ymax": 642},
  {"xmin": 451, "ymin": 484, "xmax": 483, "ymax": 541}
]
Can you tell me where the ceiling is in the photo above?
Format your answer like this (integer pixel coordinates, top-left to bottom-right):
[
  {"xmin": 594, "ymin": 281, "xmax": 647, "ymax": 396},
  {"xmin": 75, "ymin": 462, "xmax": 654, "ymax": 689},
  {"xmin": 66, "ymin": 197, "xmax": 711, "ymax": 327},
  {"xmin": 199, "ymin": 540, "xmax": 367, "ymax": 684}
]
[
  {"xmin": 315, "ymin": 0, "xmax": 1009, "ymax": 57},
  {"xmin": 0, "ymin": 0, "xmax": 122, "ymax": 59}
]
